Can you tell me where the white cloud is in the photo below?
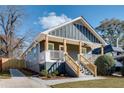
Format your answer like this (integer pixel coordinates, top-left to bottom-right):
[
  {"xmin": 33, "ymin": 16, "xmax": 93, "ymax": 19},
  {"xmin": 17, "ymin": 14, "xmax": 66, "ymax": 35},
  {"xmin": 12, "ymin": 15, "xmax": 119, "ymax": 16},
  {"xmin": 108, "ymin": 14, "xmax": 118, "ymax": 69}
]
[{"xmin": 38, "ymin": 12, "xmax": 72, "ymax": 29}]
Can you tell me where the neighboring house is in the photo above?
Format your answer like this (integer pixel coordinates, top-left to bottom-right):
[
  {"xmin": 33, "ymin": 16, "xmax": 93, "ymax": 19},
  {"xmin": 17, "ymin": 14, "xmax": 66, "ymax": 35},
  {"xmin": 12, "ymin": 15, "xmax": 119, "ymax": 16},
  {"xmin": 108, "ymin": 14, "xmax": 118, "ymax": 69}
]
[
  {"xmin": 112, "ymin": 47, "xmax": 124, "ymax": 71},
  {"xmin": 22, "ymin": 16, "xmax": 107, "ymax": 77}
]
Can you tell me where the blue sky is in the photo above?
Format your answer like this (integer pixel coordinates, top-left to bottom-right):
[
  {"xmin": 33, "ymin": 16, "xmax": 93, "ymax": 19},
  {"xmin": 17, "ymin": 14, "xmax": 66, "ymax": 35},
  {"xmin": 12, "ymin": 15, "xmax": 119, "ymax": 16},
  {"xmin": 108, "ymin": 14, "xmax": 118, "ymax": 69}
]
[{"xmin": 19, "ymin": 5, "xmax": 124, "ymax": 37}]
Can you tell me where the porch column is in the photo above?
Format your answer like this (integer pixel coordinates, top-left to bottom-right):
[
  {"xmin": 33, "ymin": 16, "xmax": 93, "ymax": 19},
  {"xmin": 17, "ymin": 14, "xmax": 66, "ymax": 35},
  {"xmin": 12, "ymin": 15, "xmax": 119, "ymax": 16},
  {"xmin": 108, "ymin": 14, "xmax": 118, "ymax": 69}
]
[
  {"xmin": 45, "ymin": 34, "xmax": 48, "ymax": 51},
  {"xmin": 63, "ymin": 39, "xmax": 67, "ymax": 53},
  {"xmin": 101, "ymin": 45, "xmax": 104, "ymax": 55},
  {"xmin": 79, "ymin": 41, "xmax": 82, "ymax": 54}
]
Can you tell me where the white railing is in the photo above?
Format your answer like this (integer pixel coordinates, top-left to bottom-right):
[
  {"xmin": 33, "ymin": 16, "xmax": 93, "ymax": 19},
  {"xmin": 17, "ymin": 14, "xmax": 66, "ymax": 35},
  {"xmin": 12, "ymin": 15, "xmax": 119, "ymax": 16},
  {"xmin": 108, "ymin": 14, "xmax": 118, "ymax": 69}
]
[
  {"xmin": 39, "ymin": 50, "xmax": 64, "ymax": 63},
  {"xmin": 49, "ymin": 50, "xmax": 64, "ymax": 60}
]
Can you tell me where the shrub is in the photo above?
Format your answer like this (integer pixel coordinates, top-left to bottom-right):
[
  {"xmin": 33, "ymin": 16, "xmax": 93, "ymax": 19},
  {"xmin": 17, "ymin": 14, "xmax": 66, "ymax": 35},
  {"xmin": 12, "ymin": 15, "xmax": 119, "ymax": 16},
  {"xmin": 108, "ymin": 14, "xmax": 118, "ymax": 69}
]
[
  {"xmin": 51, "ymin": 70, "xmax": 59, "ymax": 77},
  {"xmin": 95, "ymin": 55, "xmax": 115, "ymax": 76},
  {"xmin": 40, "ymin": 70, "xmax": 48, "ymax": 76},
  {"xmin": 41, "ymin": 70, "xmax": 60, "ymax": 78},
  {"xmin": 60, "ymin": 74, "xmax": 64, "ymax": 77},
  {"xmin": 47, "ymin": 74, "xmax": 52, "ymax": 78},
  {"xmin": 121, "ymin": 66, "xmax": 124, "ymax": 76}
]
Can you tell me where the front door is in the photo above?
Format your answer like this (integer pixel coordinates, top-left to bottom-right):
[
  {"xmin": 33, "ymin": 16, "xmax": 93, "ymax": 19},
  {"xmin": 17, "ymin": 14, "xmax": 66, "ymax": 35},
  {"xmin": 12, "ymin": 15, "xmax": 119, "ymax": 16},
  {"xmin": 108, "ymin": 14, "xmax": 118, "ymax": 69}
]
[
  {"xmin": 59, "ymin": 45, "xmax": 64, "ymax": 60},
  {"xmin": 59, "ymin": 45, "xmax": 64, "ymax": 51}
]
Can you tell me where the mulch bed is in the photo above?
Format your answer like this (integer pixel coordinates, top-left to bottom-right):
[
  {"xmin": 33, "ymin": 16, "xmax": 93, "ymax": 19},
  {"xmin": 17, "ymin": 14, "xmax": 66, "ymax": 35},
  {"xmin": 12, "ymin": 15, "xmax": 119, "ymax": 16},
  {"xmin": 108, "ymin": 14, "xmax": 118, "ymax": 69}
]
[{"xmin": 41, "ymin": 76, "xmax": 71, "ymax": 80}]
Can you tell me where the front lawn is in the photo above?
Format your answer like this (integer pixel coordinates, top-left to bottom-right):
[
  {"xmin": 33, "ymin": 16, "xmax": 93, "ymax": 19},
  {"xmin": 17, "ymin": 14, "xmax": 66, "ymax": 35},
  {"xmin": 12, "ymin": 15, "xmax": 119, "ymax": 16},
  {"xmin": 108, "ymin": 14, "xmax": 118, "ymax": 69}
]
[
  {"xmin": 0, "ymin": 71, "xmax": 10, "ymax": 79},
  {"xmin": 51, "ymin": 77, "xmax": 124, "ymax": 88}
]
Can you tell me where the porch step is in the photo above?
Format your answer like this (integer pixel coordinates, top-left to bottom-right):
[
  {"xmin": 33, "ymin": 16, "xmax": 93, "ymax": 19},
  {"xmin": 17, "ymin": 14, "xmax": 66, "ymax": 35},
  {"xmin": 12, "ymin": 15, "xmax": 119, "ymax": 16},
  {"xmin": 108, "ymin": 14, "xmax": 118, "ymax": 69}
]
[
  {"xmin": 78, "ymin": 62, "xmax": 92, "ymax": 76},
  {"xmin": 79, "ymin": 72, "xmax": 93, "ymax": 77}
]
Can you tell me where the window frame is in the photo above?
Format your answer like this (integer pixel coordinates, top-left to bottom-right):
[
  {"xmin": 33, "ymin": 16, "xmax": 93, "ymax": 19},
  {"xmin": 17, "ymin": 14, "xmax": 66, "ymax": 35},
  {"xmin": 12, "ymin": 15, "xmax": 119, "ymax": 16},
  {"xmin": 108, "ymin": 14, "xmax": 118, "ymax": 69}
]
[
  {"xmin": 48, "ymin": 43, "xmax": 54, "ymax": 50},
  {"xmin": 82, "ymin": 47, "xmax": 87, "ymax": 54}
]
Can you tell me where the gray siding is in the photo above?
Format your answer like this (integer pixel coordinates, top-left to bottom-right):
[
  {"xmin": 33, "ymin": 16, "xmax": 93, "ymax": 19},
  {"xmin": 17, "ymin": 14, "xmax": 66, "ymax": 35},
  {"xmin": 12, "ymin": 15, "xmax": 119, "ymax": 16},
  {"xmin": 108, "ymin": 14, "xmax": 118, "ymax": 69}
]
[
  {"xmin": 25, "ymin": 44, "xmax": 40, "ymax": 72},
  {"xmin": 49, "ymin": 23, "xmax": 101, "ymax": 44}
]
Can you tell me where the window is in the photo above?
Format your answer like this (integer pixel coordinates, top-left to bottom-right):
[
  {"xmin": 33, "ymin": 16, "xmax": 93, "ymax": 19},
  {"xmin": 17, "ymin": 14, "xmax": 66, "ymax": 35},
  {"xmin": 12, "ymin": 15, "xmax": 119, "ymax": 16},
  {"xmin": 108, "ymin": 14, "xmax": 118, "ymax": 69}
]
[
  {"xmin": 33, "ymin": 48, "xmax": 37, "ymax": 55},
  {"xmin": 62, "ymin": 27, "xmax": 65, "ymax": 37},
  {"xmin": 82, "ymin": 47, "xmax": 87, "ymax": 54},
  {"xmin": 48, "ymin": 43, "xmax": 54, "ymax": 50},
  {"xmin": 59, "ymin": 28, "xmax": 63, "ymax": 37},
  {"xmin": 40, "ymin": 41, "xmax": 44, "ymax": 52}
]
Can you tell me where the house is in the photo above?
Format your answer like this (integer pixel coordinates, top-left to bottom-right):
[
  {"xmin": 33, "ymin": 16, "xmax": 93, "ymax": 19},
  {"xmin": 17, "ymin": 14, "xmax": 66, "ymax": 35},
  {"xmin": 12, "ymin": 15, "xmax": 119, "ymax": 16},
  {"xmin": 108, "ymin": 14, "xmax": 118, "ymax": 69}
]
[
  {"xmin": 112, "ymin": 47, "xmax": 124, "ymax": 71},
  {"xmin": 22, "ymin": 16, "xmax": 107, "ymax": 77}
]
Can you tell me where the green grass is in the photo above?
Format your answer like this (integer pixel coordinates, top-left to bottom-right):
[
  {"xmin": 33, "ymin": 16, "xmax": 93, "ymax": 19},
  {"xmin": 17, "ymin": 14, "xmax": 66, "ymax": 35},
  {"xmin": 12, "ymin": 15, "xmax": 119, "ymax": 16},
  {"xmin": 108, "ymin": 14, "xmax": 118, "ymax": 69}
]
[
  {"xmin": 0, "ymin": 71, "xmax": 10, "ymax": 79},
  {"xmin": 51, "ymin": 77, "xmax": 124, "ymax": 88}
]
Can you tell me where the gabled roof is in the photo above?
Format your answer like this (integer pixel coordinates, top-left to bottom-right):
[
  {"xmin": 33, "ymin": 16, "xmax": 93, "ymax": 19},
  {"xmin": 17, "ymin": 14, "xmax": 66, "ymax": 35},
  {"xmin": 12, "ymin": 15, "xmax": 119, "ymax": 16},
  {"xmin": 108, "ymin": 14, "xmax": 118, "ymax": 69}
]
[
  {"xmin": 92, "ymin": 44, "xmax": 124, "ymax": 54},
  {"xmin": 37, "ymin": 16, "xmax": 107, "ymax": 45},
  {"xmin": 22, "ymin": 16, "xmax": 107, "ymax": 56}
]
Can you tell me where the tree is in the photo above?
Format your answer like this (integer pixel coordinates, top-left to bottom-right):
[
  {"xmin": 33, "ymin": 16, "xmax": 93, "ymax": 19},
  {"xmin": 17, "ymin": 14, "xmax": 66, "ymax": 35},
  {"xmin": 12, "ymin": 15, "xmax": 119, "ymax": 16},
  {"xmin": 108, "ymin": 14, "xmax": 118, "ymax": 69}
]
[
  {"xmin": 0, "ymin": 6, "xmax": 24, "ymax": 57},
  {"xmin": 95, "ymin": 18, "xmax": 124, "ymax": 47}
]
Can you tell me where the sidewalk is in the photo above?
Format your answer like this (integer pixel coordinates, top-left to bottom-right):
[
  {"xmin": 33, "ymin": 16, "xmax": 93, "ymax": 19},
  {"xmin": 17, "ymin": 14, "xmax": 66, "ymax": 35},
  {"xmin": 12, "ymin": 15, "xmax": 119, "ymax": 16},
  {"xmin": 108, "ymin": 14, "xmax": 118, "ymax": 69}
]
[{"xmin": 44, "ymin": 76, "xmax": 106, "ymax": 85}]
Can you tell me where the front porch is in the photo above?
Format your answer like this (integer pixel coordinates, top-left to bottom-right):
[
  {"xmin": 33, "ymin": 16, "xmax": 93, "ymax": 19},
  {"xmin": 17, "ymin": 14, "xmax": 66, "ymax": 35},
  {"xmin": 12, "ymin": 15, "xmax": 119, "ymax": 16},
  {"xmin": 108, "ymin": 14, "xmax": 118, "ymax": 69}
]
[
  {"xmin": 38, "ymin": 34, "xmax": 104, "ymax": 77},
  {"xmin": 39, "ymin": 34, "xmax": 103, "ymax": 62}
]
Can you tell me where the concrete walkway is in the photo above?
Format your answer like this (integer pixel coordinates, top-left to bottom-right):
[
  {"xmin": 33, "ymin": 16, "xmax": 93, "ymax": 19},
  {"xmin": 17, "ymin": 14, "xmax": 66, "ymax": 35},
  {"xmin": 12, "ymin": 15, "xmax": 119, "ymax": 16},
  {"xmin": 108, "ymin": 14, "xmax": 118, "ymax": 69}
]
[
  {"xmin": 10, "ymin": 69, "xmax": 25, "ymax": 77},
  {"xmin": 44, "ymin": 76, "xmax": 106, "ymax": 86}
]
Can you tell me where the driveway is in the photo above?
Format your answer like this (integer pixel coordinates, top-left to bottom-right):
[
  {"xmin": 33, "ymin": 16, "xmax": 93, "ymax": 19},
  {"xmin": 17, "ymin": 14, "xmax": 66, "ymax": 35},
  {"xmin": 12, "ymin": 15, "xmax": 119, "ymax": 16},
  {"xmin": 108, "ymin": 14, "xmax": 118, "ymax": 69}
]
[{"xmin": 0, "ymin": 69, "xmax": 49, "ymax": 88}]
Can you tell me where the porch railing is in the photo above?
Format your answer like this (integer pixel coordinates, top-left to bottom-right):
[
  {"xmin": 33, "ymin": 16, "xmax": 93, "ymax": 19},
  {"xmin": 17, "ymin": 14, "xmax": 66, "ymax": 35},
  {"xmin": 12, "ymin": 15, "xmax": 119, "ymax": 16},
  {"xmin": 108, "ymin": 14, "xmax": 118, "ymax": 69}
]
[
  {"xmin": 49, "ymin": 50, "xmax": 64, "ymax": 60},
  {"xmin": 83, "ymin": 54, "xmax": 100, "ymax": 63},
  {"xmin": 65, "ymin": 53, "xmax": 80, "ymax": 77},
  {"xmin": 79, "ymin": 54, "xmax": 97, "ymax": 76}
]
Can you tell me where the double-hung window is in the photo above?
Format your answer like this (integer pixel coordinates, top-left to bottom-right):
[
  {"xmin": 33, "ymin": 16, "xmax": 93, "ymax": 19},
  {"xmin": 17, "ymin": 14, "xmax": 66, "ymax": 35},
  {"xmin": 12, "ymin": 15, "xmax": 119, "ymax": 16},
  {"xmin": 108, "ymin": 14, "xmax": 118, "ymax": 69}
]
[{"xmin": 48, "ymin": 43, "xmax": 54, "ymax": 50}]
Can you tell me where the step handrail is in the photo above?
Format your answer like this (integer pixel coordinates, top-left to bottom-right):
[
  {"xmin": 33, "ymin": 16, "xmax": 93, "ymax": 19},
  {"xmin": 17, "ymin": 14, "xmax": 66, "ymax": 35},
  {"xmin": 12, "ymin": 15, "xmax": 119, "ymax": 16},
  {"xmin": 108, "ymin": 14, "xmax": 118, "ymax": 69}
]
[
  {"xmin": 64, "ymin": 53, "xmax": 80, "ymax": 77},
  {"xmin": 79, "ymin": 54, "xmax": 97, "ymax": 76},
  {"xmin": 83, "ymin": 54, "xmax": 100, "ymax": 63}
]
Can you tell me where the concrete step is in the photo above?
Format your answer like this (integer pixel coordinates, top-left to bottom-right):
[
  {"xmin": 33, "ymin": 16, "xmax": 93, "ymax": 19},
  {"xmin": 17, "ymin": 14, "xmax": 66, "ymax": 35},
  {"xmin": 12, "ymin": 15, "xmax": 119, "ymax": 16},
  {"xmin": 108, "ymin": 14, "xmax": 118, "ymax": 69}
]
[{"xmin": 79, "ymin": 72, "xmax": 93, "ymax": 77}]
